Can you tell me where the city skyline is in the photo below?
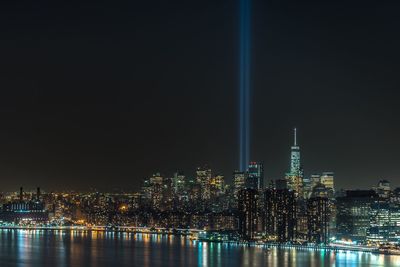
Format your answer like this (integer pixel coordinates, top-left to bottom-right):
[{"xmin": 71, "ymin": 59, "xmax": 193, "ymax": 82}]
[
  {"xmin": 2, "ymin": 0, "xmax": 400, "ymax": 266},
  {"xmin": 3, "ymin": 127, "xmax": 399, "ymax": 194},
  {"xmin": 0, "ymin": 127, "xmax": 397, "ymax": 192}
]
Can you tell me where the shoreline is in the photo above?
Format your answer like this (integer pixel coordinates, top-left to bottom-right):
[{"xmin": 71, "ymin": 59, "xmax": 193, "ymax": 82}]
[{"xmin": 0, "ymin": 226, "xmax": 398, "ymax": 256}]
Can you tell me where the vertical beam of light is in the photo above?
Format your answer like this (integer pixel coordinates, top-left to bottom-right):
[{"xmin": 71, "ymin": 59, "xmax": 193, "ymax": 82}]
[{"xmin": 239, "ymin": 0, "xmax": 251, "ymax": 171}]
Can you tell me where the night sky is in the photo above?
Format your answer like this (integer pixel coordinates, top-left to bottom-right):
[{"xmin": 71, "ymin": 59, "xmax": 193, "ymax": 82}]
[{"xmin": 0, "ymin": 0, "xmax": 399, "ymax": 191}]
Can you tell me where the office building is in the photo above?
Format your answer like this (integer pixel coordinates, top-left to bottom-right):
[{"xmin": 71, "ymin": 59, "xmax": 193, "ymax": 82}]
[
  {"xmin": 320, "ymin": 172, "xmax": 335, "ymax": 197},
  {"xmin": 367, "ymin": 202, "xmax": 400, "ymax": 244},
  {"xmin": 233, "ymin": 171, "xmax": 246, "ymax": 198},
  {"xmin": 264, "ymin": 188, "xmax": 297, "ymax": 242},
  {"xmin": 307, "ymin": 197, "xmax": 330, "ymax": 244},
  {"xmin": 238, "ymin": 188, "xmax": 259, "ymax": 240},
  {"xmin": 286, "ymin": 128, "xmax": 303, "ymax": 196},
  {"xmin": 196, "ymin": 166, "xmax": 212, "ymax": 200},
  {"xmin": 246, "ymin": 162, "xmax": 264, "ymax": 190},
  {"xmin": 336, "ymin": 190, "xmax": 378, "ymax": 241}
]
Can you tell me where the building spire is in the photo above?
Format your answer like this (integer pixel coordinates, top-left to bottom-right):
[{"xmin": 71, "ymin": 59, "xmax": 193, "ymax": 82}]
[{"xmin": 294, "ymin": 127, "xmax": 297, "ymax": 146}]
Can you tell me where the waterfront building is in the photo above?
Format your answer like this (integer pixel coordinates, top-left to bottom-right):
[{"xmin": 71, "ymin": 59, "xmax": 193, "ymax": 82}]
[
  {"xmin": 307, "ymin": 197, "xmax": 330, "ymax": 244},
  {"xmin": 246, "ymin": 162, "xmax": 264, "ymax": 190},
  {"xmin": 367, "ymin": 201, "xmax": 400, "ymax": 244},
  {"xmin": 238, "ymin": 188, "xmax": 259, "ymax": 240},
  {"xmin": 296, "ymin": 200, "xmax": 308, "ymax": 240},
  {"xmin": 162, "ymin": 211, "xmax": 189, "ymax": 229},
  {"xmin": 210, "ymin": 211, "xmax": 238, "ymax": 231},
  {"xmin": 1, "ymin": 187, "xmax": 48, "ymax": 223},
  {"xmin": 190, "ymin": 213, "xmax": 210, "ymax": 230},
  {"xmin": 264, "ymin": 188, "xmax": 297, "ymax": 242},
  {"xmin": 285, "ymin": 128, "xmax": 303, "ymax": 196},
  {"xmin": 336, "ymin": 190, "xmax": 378, "ymax": 241}
]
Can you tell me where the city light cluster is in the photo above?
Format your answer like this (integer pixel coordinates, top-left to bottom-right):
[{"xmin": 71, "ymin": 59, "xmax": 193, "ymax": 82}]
[{"xmin": 0, "ymin": 129, "xmax": 399, "ymax": 254}]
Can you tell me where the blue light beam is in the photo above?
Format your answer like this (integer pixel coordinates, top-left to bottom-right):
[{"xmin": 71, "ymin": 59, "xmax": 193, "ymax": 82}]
[{"xmin": 239, "ymin": 0, "xmax": 251, "ymax": 171}]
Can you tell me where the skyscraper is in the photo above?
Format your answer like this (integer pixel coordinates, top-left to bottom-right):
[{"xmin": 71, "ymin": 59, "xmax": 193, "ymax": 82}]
[
  {"xmin": 196, "ymin": 166, "xmax": 212, "ymax": 200},
  {"xmin": 305, "ymin": 173, "xmax": 335, "ymax": 199},
  {"xmin": 210, "ymin": 174, "xmax": 225, "ymax": 198},
  {"xmin": 302, "ymin": 175, "xmax": 312, "ymax": 199},
  {"xmin": 264, "ymin": 188, "xmax": 297, "ymax": 242},
  {"xmin": 238, "ymin": 188, "xmax": 259, "ymax": 240},
  {"xmin": 172, "ymin": 171, "xmax": 186, "ymax": 196},
  {"xmin": 310, "ymin": 174, "xmax": 321, "ymax": 190},
  {"xmin": 246, "ymin": 162, "xmax": 264, "ymax": 190},
  {"xmin": 307, "ymin": 197, "xmax": 331, "ymax": 244},
  {"xmin": 149, "ymin": 173, "xmax": 164, "ymax": 210},
  {"xmin": 320, "ymin": 172, "xmax": 335, "ymax": 196},
  {"xmin": 336, "ymin": 190, "xmax": 378, "ymax": 241},
  {"xmin": 286, "ymin": 128, "xmax": 303, "ymax": 195},
  {"xmin": 367, "ymin": 201, "xmax": 400, "ymax": 244},
  {"xmin": 233, "ymin": 171, "xmax": 247, "ymax": 198}
]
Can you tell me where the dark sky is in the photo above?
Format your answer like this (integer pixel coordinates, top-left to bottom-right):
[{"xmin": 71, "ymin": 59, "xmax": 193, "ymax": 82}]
[{"xmin": 0, "ymin": 0, "xmax": 399, "ymax": 191}]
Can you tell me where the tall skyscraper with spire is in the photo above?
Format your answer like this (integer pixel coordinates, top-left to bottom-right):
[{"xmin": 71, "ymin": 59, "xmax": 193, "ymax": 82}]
[{"xmin": 286, "ymin": 128, "xmax": 303, "ymax": 196}]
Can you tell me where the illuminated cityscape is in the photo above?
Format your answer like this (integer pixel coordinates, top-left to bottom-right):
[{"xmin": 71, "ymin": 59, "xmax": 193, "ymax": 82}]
[
  {"xmin": 1, "ymin": 0, "xmax": 400, "ymax": 265},
  {"xmin": 0, "ymin": 129, "xmax": 399, "ymax": 256}
]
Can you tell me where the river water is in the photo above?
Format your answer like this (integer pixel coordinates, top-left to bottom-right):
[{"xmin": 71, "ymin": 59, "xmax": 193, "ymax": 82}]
[{"xmin": 0, "ymin": 230, "xmax": 398, "ymax": 266}]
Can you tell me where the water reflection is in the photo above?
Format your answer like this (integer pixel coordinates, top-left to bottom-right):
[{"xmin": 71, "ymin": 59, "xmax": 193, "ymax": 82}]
[{"xmin": 0, "ymin": 230, "xmax": 399, "ymax": 266}]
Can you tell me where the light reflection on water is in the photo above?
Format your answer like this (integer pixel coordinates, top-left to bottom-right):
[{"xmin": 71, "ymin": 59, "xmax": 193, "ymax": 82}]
[{"xmin": 0, "ymin": 230, "xmax": 399, "ymax": 267}]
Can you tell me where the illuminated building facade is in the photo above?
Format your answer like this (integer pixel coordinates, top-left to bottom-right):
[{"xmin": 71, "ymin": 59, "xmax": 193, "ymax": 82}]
[
  {"xmin": 143, "ymin": 173, "xmax": 164, "ymax": 210},
  {"xmin": 187, "ymin": 179, "xmax": 202, "ymax": 203},
  {"xmin": 1, "ymin": 187, "xmax": 48, "ymax": 223},
  {"xmin": 264, "ymin": 188, "xmax": 297, "ymax": 242},
  {"xmin": 172, "ymin": 171, "xmax": 186, "ymax": 196},
  {"xmin": 286, "ymin": 128, "xmax": 303, "ymax": 196},
  {"xmin": 129, "ymin": 193, "xmax": 142, "ymax": 210},
  {"xmin": 211, "ymin": 174, "xmax": 225, "ymax": 197},
  {"xmin": 367, "ymin": 202, "xmax": 400, "ymax": 243},
  {"xmin": 238, "ymin": 188, "xmax": 258, "ymax": 240},
  {"xmin": 336, "ymin": 190, "xmax": 378, "ymax": 241},
  {"xmin": 246, "ymin": 162, "xmax": 264, "ymax": 190},
  {"xmin": 309, "ymin": 174, "xmax": 322, "ymax": 193},
  {"xmin": 233, "ymin": 171, "xmax": 246, "ymax": 198},
  {"xmin": 320, "ymin": 172, "xmax": 335, "ymax": 197},
  {"xmin": 304, "ymin": 173, "xmax": 335, "ymax": 199},
  {"xmin": 196, "ymin": 166, "xmax": 212, "ymax": 200},
  {"xmin": 307, "ymin": 197, "xmax": 330, "ymax": 244},
  {"xmin": 302, "ymin": 176, "xmax": 312, "ymax": 199}
]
